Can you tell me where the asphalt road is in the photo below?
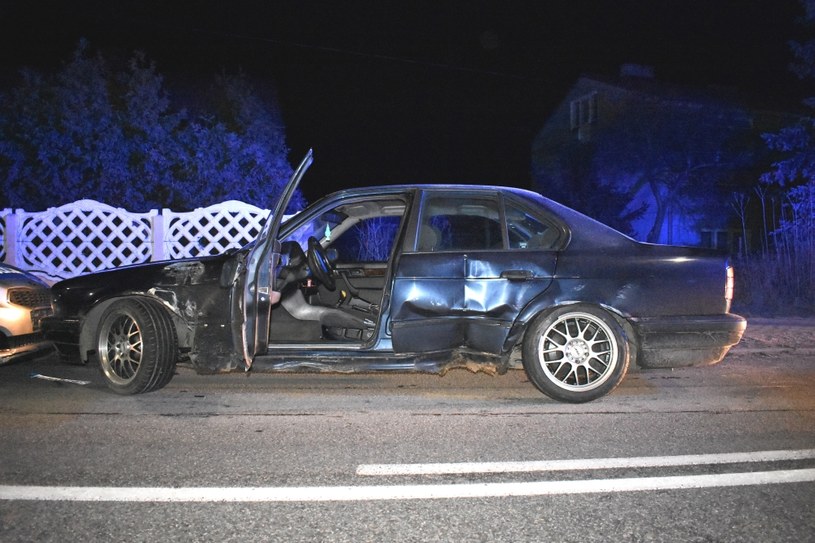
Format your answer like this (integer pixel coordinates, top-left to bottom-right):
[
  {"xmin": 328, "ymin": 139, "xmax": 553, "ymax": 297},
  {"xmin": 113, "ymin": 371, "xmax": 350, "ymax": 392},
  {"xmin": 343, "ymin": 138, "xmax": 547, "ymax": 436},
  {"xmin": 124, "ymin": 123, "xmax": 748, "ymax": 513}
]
[{"xmin": 1, "ymin": 320, "xmax": 813, "ymax": 542}]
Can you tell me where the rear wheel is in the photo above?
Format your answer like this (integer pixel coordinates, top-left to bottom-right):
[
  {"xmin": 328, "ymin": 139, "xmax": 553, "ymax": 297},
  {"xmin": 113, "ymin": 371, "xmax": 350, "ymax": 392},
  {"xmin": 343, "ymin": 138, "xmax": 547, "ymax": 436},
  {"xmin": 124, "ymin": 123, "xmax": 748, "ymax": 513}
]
[
  {"xmin": 523, "ymin": 305, "xmax": 629, "ymax": 403},
  {"xmin": 96, "ymin": 298, "xmax": 177, "ymax": 394}
]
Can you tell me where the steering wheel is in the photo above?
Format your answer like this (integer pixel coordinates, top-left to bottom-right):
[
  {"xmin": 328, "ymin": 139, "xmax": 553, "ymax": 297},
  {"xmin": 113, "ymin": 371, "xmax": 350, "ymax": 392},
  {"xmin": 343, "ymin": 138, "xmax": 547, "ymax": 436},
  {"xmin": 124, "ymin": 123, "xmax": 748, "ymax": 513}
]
[{"xmin": 307, "ymin": 236, "xmax": 336, "ymax": 290}]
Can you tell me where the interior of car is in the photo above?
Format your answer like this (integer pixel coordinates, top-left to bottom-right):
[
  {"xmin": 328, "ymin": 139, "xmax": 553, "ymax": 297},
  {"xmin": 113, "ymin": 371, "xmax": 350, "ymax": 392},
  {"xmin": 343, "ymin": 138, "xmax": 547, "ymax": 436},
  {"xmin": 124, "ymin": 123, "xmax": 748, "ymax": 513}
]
[
  {"xmin": 268, "ymin": 197, "xmax": 407, "ymax": 344},
  {"xmin": 265, "ymin": 192, "xmax": 561, "ymax": 346}
]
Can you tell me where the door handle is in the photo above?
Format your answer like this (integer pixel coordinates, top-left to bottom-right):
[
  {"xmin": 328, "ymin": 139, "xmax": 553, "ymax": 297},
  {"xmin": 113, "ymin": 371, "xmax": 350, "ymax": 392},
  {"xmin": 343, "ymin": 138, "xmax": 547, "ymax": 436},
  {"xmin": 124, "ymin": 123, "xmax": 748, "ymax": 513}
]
[{"xmin": 500, "ymin": 269, "xmax": 533, "ymax": 280}]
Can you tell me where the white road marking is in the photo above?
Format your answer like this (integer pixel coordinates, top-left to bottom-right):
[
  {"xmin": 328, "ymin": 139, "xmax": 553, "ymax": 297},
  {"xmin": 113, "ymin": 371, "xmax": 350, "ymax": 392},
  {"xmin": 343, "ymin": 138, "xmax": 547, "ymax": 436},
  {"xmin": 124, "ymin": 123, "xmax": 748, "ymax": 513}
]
[
  {"xmin": 1, "ymin": 469, "xmax": 814, "ymax": 503},
  {"xmin": 357, "ymin": 449, "xmax": 815, "ymax": 476}
]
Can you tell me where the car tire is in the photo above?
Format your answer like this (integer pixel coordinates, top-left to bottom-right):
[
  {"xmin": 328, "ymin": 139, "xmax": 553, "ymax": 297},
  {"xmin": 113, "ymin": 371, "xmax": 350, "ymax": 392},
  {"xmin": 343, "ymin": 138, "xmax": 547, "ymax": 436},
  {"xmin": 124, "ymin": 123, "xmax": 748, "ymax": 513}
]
[
  {"xmin": 95, "ymin": 298, "xmax": 177, "ymax": 395},
  {"xmin": 523, "ymin": 305, "xmax": 629, "ymax": 403}
]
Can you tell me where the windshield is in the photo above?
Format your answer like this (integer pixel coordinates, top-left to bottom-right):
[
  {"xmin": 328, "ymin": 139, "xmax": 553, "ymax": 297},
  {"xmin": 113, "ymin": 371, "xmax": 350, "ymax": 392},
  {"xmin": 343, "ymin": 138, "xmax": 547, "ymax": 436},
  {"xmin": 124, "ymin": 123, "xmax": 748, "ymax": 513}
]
[{"xmin": 282, "ymin": 211, "xmax": 345, "ymax": 248}]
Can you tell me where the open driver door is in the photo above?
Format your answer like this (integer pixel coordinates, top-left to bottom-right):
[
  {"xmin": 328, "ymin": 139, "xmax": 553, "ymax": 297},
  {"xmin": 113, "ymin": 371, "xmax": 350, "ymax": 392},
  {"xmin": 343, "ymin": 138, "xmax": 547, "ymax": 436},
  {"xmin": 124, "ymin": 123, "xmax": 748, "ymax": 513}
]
[{"xmin": 241, "ymin": 150, "xmax": 313, "ymax": 369}]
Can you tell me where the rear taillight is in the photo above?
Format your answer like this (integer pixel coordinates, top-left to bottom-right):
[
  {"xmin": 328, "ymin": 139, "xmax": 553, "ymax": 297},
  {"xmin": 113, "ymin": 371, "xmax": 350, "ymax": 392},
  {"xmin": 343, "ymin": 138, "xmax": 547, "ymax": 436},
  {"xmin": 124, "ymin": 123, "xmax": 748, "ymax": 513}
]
[{"xmin": 725, "ymin": 265, "xmax": 735, "ymax": 313}]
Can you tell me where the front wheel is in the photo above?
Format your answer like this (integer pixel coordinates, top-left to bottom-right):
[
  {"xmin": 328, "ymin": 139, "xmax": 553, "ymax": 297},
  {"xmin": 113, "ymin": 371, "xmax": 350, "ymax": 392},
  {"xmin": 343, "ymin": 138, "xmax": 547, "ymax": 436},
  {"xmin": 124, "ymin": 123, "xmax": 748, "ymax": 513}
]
[
  {"xmin": 523, "ymin": 305, "xmax": 629, "ymax": 403},
  {"xmin": 95, "ymin": 298, "xmax": 178, "ymax": 394}
]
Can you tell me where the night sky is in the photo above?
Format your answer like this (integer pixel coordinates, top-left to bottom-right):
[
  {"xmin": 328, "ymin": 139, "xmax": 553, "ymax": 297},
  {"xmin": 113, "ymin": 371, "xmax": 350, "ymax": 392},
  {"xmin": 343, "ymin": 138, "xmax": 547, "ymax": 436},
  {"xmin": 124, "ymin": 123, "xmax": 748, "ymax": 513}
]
[{"xmin": 0, "ymin": 0, "xmax": 807, "ymax": 203}]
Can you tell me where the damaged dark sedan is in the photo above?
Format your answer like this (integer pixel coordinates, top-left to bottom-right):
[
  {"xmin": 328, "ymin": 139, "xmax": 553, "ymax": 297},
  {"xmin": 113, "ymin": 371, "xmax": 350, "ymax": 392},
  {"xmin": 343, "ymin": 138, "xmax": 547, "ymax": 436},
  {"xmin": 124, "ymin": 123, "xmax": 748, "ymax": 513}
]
[{"xmin": 43, "ymin": 151, "xmax": 745, "ymax": 402}]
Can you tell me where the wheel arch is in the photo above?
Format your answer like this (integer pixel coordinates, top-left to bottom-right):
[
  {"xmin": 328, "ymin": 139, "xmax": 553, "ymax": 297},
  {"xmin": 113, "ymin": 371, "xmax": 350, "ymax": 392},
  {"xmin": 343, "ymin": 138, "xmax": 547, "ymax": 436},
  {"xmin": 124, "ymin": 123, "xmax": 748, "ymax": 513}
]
[
  {"xmin": 508, "ymin": 300, "xmax": 640, "ymax": 369},
  {"xmin": 78, "ymin": 294, "xmax": 190, "ymax": 363}
]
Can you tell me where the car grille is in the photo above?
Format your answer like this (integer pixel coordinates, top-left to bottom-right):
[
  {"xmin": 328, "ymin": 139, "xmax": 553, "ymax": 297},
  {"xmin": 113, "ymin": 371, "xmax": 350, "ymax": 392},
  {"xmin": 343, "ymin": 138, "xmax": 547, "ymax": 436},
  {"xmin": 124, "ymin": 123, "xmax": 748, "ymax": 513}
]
[{"xmin": 8, "ymin": 287, "xmax": 51, "ymax": 309}]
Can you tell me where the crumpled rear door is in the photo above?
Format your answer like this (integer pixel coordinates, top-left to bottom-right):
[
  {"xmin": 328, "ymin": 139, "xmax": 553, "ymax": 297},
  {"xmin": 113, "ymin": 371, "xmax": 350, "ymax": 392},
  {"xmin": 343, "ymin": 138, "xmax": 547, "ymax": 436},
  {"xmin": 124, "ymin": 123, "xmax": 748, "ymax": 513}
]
[
  {"xmin": 389, "ymin": 190, "xmax": 558, "ymax": 354},
  {"xmin": 390, "ymin": 251, "xmax": 555, "ymax": 354}
]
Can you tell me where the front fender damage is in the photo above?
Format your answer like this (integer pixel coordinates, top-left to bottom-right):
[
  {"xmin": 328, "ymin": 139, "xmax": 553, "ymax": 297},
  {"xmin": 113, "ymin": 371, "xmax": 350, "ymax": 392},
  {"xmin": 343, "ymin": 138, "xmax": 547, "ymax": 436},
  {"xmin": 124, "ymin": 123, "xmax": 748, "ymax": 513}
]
[{"xmin": 82, "ymin": 287, "xmax": 241, "ymax": 373}]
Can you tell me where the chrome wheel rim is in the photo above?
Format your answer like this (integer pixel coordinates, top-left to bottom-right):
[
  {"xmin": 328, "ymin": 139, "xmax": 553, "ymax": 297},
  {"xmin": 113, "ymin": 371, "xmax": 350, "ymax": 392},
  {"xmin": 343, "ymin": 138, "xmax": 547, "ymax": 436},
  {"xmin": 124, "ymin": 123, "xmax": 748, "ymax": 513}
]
[
  {"xmin": 99, "ymin": 311, "xmax": 143, "ymax": 385},
  {"xmin": 537, "ymin": 312, "xmax": 618, "ymax": 392}
]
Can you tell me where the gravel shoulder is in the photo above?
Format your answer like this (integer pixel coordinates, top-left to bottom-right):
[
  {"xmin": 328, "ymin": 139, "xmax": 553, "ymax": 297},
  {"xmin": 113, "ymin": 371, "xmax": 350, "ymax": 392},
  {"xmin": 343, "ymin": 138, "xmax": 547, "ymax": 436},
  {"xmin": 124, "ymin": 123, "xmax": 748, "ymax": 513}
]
[{"xmin": 734, "ymin": 317, "xmax": 815, "ymax": 354}]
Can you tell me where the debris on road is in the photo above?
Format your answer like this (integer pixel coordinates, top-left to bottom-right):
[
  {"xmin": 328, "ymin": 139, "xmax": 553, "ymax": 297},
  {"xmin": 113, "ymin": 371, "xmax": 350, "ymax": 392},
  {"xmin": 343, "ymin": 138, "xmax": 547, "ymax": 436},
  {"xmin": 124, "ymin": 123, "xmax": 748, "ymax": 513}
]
[{"xmin": 30, "ymin": 373, "xmax": 91, "ymax": 386}]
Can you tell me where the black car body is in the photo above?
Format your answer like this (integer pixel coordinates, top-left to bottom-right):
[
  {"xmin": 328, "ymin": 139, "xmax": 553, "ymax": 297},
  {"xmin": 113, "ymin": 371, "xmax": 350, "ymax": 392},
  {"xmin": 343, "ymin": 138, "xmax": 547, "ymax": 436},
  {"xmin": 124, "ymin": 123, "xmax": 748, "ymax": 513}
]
[{"xmin": 44, "ymin": 151, "xmax": 745, "ymax": 402}]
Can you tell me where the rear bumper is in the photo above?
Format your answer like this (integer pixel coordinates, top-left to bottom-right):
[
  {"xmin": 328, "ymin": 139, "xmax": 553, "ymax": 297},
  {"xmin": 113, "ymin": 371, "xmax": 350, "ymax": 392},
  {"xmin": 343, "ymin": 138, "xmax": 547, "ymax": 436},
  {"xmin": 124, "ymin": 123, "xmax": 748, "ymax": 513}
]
[{"xmin": 630, "ymin": 313, "xmax": 747, "ymax": 368}]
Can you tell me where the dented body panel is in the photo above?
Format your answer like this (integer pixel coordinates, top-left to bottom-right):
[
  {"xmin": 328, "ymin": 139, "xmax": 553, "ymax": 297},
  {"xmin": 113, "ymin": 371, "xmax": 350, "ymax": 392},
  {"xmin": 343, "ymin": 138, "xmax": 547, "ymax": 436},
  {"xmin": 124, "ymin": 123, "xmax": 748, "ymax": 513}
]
[
  {"xmin": 390, "ymin": 251, "xmax": 556, "ymax": 353},
  {"xmin": 45, "ymin": 255, "xmax": 243, "ymax": 371}
]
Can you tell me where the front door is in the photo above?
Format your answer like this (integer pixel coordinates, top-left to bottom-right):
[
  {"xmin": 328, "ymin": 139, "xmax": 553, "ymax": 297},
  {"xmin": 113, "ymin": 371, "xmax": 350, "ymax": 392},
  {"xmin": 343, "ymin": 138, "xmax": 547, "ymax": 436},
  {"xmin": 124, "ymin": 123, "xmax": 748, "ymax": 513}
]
[{"xmin": 241, "ymin": 150, "xmax": 313, "ymax": 369}]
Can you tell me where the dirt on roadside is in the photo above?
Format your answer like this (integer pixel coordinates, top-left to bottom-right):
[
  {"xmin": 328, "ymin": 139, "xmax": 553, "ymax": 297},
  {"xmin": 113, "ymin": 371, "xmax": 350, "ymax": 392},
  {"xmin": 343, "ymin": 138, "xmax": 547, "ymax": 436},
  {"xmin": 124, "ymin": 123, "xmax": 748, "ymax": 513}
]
[{"xmin": 734, "ymin": 317, "xmax": 815, "ymax": 353}]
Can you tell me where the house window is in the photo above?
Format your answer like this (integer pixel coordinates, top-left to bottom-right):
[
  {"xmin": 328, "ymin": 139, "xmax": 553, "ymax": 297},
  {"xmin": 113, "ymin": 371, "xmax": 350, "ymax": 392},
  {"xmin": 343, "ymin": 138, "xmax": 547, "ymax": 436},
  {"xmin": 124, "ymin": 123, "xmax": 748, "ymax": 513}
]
[{"xmin": 570, "ymin": 92, "xmax": 599, "ymax": 132}]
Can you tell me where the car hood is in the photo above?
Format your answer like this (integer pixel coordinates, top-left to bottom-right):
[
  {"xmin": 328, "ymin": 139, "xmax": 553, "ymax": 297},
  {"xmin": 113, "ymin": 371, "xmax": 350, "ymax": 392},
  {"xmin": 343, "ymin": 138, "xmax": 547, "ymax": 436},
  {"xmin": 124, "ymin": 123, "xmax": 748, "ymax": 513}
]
[
  {"xmin": 50, "ymin": 253, "xmax": 242, "ymax": 302},
  {"xmin": 0, "ymin": 265, "xmax": 49, "ymax": 288}
]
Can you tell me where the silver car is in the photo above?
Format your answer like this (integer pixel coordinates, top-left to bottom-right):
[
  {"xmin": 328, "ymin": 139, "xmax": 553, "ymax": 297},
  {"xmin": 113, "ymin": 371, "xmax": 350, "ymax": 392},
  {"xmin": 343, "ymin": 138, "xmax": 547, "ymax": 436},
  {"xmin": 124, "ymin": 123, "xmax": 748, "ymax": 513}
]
[{"xmin": 0, "ymin": 264, "xmax": 53, "ymax": 363}]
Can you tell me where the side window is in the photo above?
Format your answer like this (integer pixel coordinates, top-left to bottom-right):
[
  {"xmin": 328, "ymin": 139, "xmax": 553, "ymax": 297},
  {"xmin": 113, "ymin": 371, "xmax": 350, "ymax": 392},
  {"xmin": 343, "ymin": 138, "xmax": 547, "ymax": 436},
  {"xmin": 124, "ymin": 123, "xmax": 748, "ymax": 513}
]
[
  {"xmin": 506, "ymin": 202, "xmax": 560, "ymax": 250},
  {"xmin": 330, "ymin": 216, "xmax": 402, "ymax": 262},
  {"xmin": 418, "ymin": 196, "xmax": 503, "ymax": 251}
]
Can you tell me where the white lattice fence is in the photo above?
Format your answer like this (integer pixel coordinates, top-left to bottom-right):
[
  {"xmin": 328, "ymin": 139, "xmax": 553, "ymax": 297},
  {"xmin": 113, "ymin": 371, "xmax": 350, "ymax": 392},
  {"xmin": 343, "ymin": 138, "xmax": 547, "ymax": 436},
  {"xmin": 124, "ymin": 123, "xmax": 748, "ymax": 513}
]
[
  {"xmin": 1, "ymin": 200, "xmax": 278, "ymax": 283},
  {"xmin": 0, "ymin": 209, "xmax": 7, "ymax": 263},
  {"xmin": 13, "ymin": 200, "xmax": 155, "ymax": 281},
  {"xmin": 163, "ymin": 201, "xmax": 270, "ymax": 259}
]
